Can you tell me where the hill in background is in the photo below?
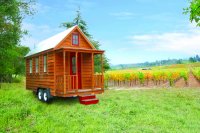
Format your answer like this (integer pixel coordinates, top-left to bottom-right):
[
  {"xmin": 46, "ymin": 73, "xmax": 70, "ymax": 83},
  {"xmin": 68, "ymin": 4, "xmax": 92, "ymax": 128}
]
[{"xmin": 111, "ymin": 55, "xmax": 200, "ymax": 70}]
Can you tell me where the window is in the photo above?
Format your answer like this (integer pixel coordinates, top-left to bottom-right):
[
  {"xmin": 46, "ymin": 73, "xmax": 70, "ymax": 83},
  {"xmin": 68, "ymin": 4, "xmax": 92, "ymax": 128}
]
[
  {"xmin": 29, "ymin": 59, "xmax": 32, "ymax": 73},
  {"xmin": 72, "ymin": 57, "xmax": 76, "ymax": 74},
  {"xmin": 72, "ymin": 34, "xmax": 79, "ymax": 45},
  {"xmin": 35, "ymin": 57, "xmax": 39, "ymax": 73},
  {"xmin": 43, "ymin": 55, "xmax": 47, "ymax": 72}
]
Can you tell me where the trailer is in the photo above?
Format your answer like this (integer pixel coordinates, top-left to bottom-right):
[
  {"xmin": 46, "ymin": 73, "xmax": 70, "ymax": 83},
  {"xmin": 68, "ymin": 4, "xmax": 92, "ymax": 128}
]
[{"xmin": 25, "ymin": 25, "xmax": 104, "ymax": 105}]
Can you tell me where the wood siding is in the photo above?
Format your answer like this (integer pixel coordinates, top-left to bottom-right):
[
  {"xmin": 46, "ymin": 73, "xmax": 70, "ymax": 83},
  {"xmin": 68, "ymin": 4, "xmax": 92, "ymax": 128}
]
[
  {"xmin": 26, "ymin": 52, "xmax": 55, "ymax": 94},
  {"xmin": 55, "ymin": 51, "xmax": 71, "ymax": 93},
  {"xmin": 81, "ymin": 53, "xmax": 93, "ymax": 89}
]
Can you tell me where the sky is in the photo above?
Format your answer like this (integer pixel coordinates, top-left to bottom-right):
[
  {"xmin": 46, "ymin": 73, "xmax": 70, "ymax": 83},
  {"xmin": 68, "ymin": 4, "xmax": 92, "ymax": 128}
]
[{"xmin": 22, "ymin": 0, "xmax": 200, "ymax": 65}]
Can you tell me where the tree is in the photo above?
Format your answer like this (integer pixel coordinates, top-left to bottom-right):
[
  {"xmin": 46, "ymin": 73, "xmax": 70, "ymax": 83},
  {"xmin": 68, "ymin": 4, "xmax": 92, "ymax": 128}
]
[
  {"xmin": 184, "ymin": 0, "xmax": 200, "ymax": 26},
  {"xmin": 61, "ymin": 8, "xmax": 110, "ymax": 72},
  {"xmin": 0, "ymin": 0, "xmax": 34, "ymax": 85},
  {"xmin": 189, "ymin": 57, "xmax": 197, "ymax": 63},
  {"xmin": 176, "ymin": 59, "xmax": 183, "ymax": 64},
  {"xmin": 61, "ymin": 9, "xmax": 92, "ymax": 39},
  {"xmin": 195, "ymin": 55, "xmax": 200, "ymax": 62},
  {"xmin": 13, "ymin": 46, "xmax": 30, "ymax": 76}
]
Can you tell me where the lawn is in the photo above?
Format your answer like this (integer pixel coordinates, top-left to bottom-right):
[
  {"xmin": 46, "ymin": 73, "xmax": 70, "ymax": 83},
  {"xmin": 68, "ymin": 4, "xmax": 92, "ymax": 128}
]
[{"xmin": 1, "ymin": 83, "xmax": 200, "ymax": 133}]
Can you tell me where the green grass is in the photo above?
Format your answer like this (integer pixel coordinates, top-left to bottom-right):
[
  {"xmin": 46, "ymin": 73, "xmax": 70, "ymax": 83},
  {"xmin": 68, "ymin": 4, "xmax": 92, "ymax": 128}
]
[{"xmin": 1, "ymin": 83, "xmax": 200, "ymax": 132}]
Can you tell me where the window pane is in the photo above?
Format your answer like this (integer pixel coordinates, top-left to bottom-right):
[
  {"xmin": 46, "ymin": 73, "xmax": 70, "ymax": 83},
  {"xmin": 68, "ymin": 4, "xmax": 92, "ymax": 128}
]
[
  {"xmin": 73, "ymin": 40, "xmax": 76, "ymax": 45},
  {"xmin": 29, "ymin": 59, "xmax": 32, "ymax": 73},
  {"xmin": 35, "ymin": 58, "xmax": 38, "ymax": 73},
  {"xmin": 72, "ymin": 34, "xmax": 79, "ymax": 45},
  {"xmin": 44, "ymin": 55, "xmax": 47, "ymax": 72},
  {"xmin": 72, "ymin": 57, "xmax": 76, "ymax": 74},
  {"xmin": 73, "ymin": 35, "xmax": 77, "ymax": 39}
]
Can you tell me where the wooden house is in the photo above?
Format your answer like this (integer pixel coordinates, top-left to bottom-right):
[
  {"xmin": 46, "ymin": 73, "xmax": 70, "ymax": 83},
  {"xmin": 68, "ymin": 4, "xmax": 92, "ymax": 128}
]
[{"xmin": 25, "ymin": 25, "xmax": 104, "ymax": 104}]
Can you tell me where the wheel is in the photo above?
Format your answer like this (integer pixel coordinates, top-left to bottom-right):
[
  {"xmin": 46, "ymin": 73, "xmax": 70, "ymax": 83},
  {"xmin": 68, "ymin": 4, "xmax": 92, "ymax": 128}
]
[
  {"xmin": 43, "ymin": 89, "xmax": 51, "ymax": 103},
  {"xmin": 37, "ymin": 89, "xmax": 43, "ymax": 101}
]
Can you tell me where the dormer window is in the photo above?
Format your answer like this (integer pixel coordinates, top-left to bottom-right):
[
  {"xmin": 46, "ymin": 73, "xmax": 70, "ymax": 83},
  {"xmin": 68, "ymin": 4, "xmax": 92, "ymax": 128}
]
[{"xmin": 72, "ymin": 33, "xmax": 79, "ymax": 45}]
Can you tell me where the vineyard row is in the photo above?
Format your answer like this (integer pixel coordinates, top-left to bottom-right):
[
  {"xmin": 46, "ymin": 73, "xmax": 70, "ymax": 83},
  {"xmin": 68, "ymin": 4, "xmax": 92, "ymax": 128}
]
[{"xmin": 104, "ymin": 69, "xmax": 192, "ymax": 87}]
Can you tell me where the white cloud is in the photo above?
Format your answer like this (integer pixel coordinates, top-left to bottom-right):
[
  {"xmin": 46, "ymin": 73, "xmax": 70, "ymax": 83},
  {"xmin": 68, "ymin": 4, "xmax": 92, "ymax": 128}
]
[
  {"xmin": 109, "ymin": 12, "xmax": 137, "ymax": 19},
  {"xmin": 66, "ymin": 0, "xmax": 95, "ymax": 6},
  {"xmin": 33, "ymin": 3, "xmax": 51, "ymax": 14},
  {"xmin": 110, "ymin": 12, "xmax": 134, "ymax": 17},
  {"xmin": 22, "ymin": 22, "xmax": 62, "ymax": 34},
  {"xmin": 21, "ymin": 36, "xmax": 39, "ymax": 49},
  {"xmin": 144, "ymin": 12, "xmax": 175, "ymax": 20},
  {"xmin": 63, "ymin": 0, "xmax": 95, "ymax": 11},
  {"xmin": 128, "ymin": 28, "xmax": 200, "ymax": 55},
  {"xmin": 21, "ymin": 22, "xmax": 63, "ymax": 49}
]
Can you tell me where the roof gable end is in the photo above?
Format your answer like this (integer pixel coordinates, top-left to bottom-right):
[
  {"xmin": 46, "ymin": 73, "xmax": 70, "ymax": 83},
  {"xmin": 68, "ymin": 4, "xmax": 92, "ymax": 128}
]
[
  {"xmin": 25, "ymin": 25, "xmax": 95, "ymax": 57},
  {"xmin": 54, "ymin": 26, "xmax": 95, "ymax": 50}
]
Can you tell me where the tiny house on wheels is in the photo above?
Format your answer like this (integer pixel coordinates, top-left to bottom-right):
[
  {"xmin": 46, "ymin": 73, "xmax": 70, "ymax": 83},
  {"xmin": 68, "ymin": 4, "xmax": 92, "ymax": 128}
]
[{"xmin": 25, "ymin": 25, "xmax": 104, "ymax": 105}]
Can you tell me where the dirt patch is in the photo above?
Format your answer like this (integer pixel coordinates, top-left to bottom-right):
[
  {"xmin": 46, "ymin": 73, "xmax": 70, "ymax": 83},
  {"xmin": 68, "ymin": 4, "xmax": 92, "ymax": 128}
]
[
  {"xmin": 107, "ymin": 80, "xmax": 169, "ymax": 88},
  {"xmin": 108, "ymin": 86, "xmax": 161, "ymax": 91},
  {"xmin": 174, "ymin": 78, "xmax": 188, "ymax": 88},
  {"xmin": 188, "ymin": 73, "xmax": 200, "ymax": 88},
  {"xmin": 174, "ymin": 73, "xmax": 200, "ymax": 88}
]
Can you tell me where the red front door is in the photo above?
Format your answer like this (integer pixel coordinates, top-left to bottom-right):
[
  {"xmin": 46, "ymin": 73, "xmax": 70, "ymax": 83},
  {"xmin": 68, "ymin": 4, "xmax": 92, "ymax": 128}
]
[{"xmin": 70, "ymin": 53, "xmax": 82, "ymax": 89}]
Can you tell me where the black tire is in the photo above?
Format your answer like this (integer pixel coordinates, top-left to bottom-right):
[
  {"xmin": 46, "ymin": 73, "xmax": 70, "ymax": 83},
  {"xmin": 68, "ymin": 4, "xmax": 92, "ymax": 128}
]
[
  {"xmin": 43, "ymin": 89, "xmax": 52, "ymax": 103},
  {"xmin": 37, "ymin": 89, "xmax": 43, "ymax": 101}
]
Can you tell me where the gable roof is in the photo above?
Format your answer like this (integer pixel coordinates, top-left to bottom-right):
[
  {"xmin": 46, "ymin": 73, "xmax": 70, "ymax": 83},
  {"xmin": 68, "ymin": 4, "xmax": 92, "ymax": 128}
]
[{"xmin": 25, "ymin": 25, "xmax": 95, "ymax": 57}]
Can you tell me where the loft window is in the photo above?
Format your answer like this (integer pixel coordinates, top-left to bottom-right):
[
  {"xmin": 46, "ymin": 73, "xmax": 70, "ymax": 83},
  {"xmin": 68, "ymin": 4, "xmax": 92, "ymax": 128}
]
[
  {"xmin": 29, "ymin": 59, "xmax": 32, "ymax": 73},
  {"xmin": 43, "ymin": 55, "xmax": 47, "ymax": 72},
  {"xmin": 35, "ymin": 57, "xmax": 39, "ymax": 73},
  {"xmin": 72, "ymin": 34, "xmax": 79, "ymax": 45}
]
